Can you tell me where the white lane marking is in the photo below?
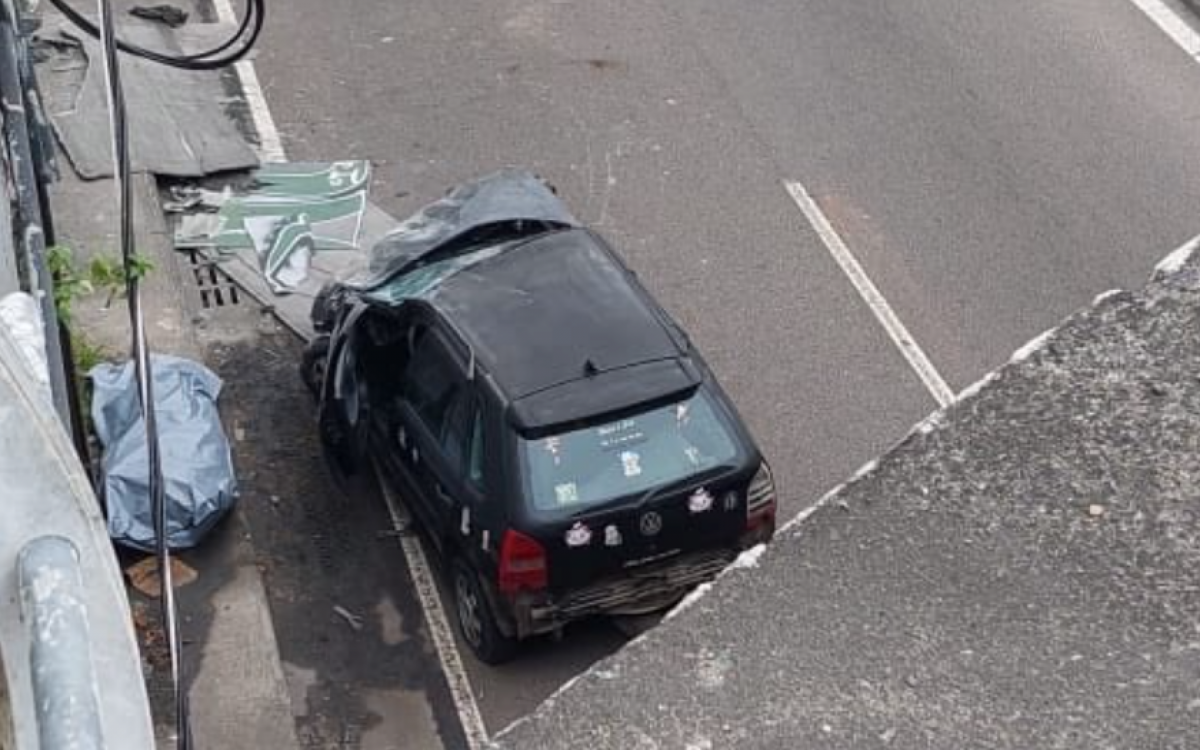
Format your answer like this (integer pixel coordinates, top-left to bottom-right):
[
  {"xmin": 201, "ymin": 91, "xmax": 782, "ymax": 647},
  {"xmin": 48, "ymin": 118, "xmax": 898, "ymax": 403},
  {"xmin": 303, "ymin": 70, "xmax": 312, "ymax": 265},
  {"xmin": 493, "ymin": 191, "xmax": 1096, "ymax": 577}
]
[
  {"xmin": 211, "ymin": 0, "xmax": 288, "ymax": 162},
  {"xmin": 210, "ymin": 2, "xmax": 482, "ymax": 742},
  {"xmin": 375, "ymin": 464, "xmax": 489, "ymax": 750},
  {"xmin": 783, "ymin": 181, "xmax": 956, "ymax": 407},
  {"xmin": 1126, "ymin": 0, "xmax": 1200, "ymax": 59}
]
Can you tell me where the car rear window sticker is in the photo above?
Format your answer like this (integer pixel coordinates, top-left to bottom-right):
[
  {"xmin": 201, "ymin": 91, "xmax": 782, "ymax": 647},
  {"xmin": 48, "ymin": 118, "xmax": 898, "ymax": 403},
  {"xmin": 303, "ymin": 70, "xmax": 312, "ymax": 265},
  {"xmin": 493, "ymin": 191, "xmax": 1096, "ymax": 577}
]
[
  {"xmin": 555, "ymin": 482, "xmax": 581, "ymax": 506},
  {"xmin": 620, "ymin": 450, "xmax": 643, "ymax": 478}
]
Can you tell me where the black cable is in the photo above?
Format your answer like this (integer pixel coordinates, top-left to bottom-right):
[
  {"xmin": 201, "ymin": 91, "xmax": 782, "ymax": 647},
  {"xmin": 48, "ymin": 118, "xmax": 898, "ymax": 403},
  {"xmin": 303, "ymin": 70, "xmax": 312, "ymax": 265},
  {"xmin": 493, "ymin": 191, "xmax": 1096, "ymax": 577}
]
[
  {"xmin": 93, "ymin": 0, "xmax": 194, "ymax": 745},
  {"xmin": 50, "ymin": 0, "xmax": 263, "ymax": 70}
]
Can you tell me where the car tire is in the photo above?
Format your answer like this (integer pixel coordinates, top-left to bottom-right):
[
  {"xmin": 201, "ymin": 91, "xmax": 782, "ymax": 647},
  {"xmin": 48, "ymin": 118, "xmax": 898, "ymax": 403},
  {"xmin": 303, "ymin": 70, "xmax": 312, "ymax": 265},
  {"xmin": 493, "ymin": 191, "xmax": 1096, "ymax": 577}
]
[
  {"xmin": 300, "ymin": 334, "xmax": 331, "ymax": 399},
  {"xmin": 452, "ymin": 560, "xmax": 517, "ymax": 665}
]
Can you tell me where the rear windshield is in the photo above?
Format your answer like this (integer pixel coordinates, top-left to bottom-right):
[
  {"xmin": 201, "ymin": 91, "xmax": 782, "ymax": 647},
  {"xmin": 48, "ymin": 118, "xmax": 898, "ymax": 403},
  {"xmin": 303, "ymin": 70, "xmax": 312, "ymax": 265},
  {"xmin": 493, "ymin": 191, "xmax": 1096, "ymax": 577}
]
[{"xmin": 519, "ymin": 388, "xmax": 741, "ymax": 513}]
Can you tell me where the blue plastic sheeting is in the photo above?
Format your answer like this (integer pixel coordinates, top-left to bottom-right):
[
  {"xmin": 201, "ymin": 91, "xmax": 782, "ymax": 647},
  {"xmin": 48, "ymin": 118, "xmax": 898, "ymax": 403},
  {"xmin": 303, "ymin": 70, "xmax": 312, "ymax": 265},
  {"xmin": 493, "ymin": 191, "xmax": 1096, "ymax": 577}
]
[{"xmin": 90, "ymin": 355, "xmax": 237, "ymax": 551}]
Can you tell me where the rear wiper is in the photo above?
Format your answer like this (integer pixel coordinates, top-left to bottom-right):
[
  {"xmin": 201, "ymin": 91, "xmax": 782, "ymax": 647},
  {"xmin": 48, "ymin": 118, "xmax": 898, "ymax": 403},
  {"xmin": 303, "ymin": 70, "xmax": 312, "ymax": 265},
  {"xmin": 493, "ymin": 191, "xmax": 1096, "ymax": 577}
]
[
  {"xmin": 635, "ymin": 462, "xmax": 739, "ymax": 511},
  {"xmin": 564, "ymin": 462, "xmax": 739, "ymax": 519}
]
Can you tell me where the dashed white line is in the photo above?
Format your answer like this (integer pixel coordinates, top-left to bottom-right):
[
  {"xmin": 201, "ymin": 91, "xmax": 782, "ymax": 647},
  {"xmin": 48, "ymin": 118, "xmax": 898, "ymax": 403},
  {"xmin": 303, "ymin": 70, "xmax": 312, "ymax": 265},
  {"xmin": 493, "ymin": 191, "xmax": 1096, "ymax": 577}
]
[
  {"xmin": 1126, "ymin": 0, "xmax": 1200, "ymax": 60},
  {"xmin": 211, "ymin": 0, "xmax": 287, "ymax": 162},
  {"xmin": 783, "ymin": 180, "xmax": 956, "ymax": 407},
  {"xmin": 210, "ymin": 2, "xmax": 486, "ymax": 743},
  {"xmin": 375, "ymin": 464, "xmax": 489, "ymax": 750}
]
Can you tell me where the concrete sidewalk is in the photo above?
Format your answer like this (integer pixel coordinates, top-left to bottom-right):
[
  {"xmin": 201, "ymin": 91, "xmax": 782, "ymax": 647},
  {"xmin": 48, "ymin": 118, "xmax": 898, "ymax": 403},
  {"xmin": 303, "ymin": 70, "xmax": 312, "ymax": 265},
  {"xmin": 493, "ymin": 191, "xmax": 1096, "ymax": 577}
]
[
  {"xmin": 492, "ymin": 242, "xmax": 1200, "ymax": 749},
  {"xmin": 48, "ymin": 115, "xmax": 300, "ymax": 750}
]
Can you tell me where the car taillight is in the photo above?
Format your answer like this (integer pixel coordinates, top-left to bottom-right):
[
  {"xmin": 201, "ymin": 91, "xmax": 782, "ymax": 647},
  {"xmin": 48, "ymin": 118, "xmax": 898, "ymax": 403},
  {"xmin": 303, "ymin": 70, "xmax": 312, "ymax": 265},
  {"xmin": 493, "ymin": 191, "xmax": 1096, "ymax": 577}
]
[
  {"xmin": 746, "ymin": 462, "xmax": 777, "ymax": 532},
  {"xmin": 498, "ymin": 529, "xmax": 548, "ymax": 595}
]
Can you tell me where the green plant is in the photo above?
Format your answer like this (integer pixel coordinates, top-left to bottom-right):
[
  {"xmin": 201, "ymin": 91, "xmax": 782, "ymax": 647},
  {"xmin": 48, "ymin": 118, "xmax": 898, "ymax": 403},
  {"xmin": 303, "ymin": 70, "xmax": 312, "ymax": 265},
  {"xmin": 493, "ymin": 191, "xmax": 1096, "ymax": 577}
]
[
  {"xmin": 46, "ymin": 245, "xmax": 156, "ymax": 321},
  {"xmin": 46, "ymin": 245, "xmax": 94, "ymax": 325},
  {"xmin": 89, "ymin": 253, "xmax": 155, "ymax": 306}
]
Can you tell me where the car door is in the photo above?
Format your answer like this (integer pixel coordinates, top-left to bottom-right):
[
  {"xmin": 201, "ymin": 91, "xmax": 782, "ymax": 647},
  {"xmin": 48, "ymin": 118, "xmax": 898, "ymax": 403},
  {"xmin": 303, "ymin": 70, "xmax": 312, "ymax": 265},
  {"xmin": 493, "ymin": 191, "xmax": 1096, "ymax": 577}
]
[
  {"xmin": 393, "ymin": 327, "xmax": 465, "ymax": 546},
  {"xmin": 436, "ymin": 387, "xmax": 500, "ymax": 569}
]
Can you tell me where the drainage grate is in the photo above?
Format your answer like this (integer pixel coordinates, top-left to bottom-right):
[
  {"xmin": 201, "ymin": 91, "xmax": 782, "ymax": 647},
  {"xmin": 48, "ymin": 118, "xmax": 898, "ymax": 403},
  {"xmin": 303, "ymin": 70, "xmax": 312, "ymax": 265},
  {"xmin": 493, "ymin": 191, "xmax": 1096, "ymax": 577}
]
[{"xmin": 185, "ymin": 249, "xmax": 241, "ymax": 308}]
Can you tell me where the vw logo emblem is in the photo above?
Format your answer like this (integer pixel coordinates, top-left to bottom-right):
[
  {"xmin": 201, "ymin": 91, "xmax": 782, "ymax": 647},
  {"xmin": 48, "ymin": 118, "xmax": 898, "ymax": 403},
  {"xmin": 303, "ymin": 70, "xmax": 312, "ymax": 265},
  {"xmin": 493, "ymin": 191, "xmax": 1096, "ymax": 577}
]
[{"xmin": 639, "ymin": 511, "xmax": 663, "ymax": 537}]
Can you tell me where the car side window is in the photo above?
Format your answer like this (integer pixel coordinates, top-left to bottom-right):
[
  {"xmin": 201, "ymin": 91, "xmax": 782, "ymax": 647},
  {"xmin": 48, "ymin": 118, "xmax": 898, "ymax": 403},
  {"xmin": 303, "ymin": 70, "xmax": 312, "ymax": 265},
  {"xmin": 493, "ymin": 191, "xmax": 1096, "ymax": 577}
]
[
  {"xmin": 403, "ymin": 333, "xmax": 460, "ymax": 437},
  {"xmin": 440, "ymin": 390, "xmax": 486, "ymax": 492}
]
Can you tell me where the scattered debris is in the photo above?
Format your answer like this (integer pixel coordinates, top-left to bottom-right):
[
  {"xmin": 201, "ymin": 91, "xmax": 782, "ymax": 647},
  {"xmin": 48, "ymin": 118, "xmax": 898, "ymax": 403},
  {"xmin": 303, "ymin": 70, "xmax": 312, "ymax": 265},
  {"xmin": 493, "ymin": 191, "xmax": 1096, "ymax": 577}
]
[
  {"xmin": 1088, "ymin": 504, "xmax": 1106, "ymax": 518},
  {"xmin": 170, "ymin": 162, "xmax": 372, "ymax": 293},
  {"xmin": 44, "ymin": 24, "xmax": 257, "ymax": 178},
  {"xmin": 130, "ymin": 4, "xmax": 190, "ymax": 28},
  {"xmin": 333, "ymin": 605, "xmax": 364, "ymax": 631},
  {"xmin": 125, "ymin": 556, "xmax": 199, "ymax": 598}
]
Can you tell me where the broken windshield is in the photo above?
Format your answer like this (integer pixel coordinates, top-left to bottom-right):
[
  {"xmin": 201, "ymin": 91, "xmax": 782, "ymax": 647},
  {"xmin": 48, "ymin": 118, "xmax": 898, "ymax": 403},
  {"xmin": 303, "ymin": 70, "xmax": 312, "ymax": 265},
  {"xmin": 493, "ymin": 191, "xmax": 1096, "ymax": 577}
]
[{"xmin": 519, "ymin": 388, "xmax": 742, "ymax": 514}]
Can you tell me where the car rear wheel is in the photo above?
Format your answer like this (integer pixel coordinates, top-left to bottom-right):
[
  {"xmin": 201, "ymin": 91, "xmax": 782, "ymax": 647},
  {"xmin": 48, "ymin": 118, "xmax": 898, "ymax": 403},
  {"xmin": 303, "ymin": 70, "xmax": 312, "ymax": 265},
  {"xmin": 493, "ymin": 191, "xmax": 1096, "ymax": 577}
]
[{"xmin": 452, "ymin": 560, "xmax": 517, "ymax": 665}]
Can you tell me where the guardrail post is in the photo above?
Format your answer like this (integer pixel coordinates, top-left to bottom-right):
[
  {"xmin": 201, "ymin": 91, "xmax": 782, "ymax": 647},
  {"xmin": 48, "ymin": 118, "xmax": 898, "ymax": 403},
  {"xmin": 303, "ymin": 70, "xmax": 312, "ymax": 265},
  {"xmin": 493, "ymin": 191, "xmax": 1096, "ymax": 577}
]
[{"xmin": 18, "ymin": 536, "xmax": 105, "ymax": 750}]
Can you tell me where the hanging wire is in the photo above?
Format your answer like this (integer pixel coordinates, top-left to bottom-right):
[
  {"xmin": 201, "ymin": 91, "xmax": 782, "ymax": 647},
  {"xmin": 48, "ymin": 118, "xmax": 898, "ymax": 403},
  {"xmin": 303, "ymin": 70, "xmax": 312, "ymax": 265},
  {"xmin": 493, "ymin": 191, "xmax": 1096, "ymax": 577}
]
[{"xmin": 50, "ymin": 0, "xmax": 264, "ymax": 70}]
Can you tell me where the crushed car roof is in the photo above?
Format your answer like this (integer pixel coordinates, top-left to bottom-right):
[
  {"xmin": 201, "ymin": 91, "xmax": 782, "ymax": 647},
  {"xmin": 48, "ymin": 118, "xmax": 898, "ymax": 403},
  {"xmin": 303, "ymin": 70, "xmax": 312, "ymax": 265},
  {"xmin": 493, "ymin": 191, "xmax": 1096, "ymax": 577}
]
[
  {"xmin": 430, "ymin": 229, "xmax": 691, "ymax": 403},
  {"xmin": 361, "ymin": 226, "xmax": 696, "ymax": 418}
]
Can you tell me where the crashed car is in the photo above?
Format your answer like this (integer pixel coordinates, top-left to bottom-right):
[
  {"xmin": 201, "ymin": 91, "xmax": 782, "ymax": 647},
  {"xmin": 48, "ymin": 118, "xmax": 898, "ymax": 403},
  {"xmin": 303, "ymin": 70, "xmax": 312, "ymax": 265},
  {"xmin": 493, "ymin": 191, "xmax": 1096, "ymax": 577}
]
[{"xmin": 303, "ymin": 170, "xmax": 776, "ymax": 663}]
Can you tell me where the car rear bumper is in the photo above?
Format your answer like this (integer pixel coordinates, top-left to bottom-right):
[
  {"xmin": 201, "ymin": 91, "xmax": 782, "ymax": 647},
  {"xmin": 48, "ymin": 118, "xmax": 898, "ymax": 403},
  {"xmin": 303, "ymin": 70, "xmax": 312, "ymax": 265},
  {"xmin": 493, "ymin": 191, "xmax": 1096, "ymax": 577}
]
[{"xmin": 508, "ymin": 548, "xmax": 737, "ymax": 638}]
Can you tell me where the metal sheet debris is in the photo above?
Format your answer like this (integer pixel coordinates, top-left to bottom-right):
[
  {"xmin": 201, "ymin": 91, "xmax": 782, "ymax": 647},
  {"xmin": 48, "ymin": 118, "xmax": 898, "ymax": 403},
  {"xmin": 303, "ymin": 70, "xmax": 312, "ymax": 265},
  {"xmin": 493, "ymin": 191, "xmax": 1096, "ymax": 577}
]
[
  {"xmin": 90, "ymin": 354, "xmax": 238, "ymax": 551},
  {"xmin": 43, "ymin": 23, "xmax": 258, "ymax": 178}
]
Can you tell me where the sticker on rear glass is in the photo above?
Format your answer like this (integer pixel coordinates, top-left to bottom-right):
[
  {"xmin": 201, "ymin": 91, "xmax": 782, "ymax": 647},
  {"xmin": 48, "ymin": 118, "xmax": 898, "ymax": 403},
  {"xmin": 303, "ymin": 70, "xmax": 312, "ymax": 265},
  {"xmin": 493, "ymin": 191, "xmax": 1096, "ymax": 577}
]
[
  {"xmin": 565, "ymin": 522, "xmax": 593, "ymax": 547},
  {"xmin": 543, "ymin": 437, "xmax": 562, "ymax": 465},
  {"xmin": 604, "ymin": 525, "xmax": 622, "ymax": 547},
  {"xmin": 676, "ymin": 403, "xmax": 690, "ymax": 425},
  {"xmin": 688, "ymin": 488, "xmax": 714, "ymax": 514},
  {"xmin": 684, "ymin": 446, "xmax": 701, "ymax": 466},
  {"xmin": 621, "ymin": 451, "xmax": 642, "ymax": 478},
  {"xmin": 599, "ymin": 419, "xmax": 645, "ymax": 450},
  {"xmin": 555, "ymin": 482, "xmax": 580, "ymax": 506}
]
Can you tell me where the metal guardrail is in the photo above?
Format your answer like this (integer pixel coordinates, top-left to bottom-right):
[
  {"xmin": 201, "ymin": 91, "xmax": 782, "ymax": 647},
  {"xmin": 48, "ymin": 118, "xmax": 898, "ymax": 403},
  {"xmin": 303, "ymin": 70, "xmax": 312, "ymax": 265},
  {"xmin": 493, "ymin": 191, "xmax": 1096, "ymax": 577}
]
[
  {"xmin": 1, "ymin": 6, "xmax": 154, "ymax": 749},
  {"xmin": 17, "ymin": 537, "xmax": 106, "ymax": 750}
]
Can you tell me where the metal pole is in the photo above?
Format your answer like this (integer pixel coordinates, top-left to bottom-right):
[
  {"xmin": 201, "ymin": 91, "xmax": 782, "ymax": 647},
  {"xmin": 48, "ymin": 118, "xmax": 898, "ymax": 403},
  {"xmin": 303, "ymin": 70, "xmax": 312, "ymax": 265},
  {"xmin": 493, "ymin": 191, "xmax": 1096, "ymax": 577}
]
[{"xmin": 18, "ymin": 536, "xmax": 106, "ymax": 750}]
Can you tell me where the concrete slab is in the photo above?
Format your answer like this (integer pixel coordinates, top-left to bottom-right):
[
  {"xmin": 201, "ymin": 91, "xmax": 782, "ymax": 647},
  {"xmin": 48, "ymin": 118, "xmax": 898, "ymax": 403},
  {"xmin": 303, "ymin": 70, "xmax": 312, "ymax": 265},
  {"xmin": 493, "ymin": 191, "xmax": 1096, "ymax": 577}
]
[{"xmin": 492, "ymin": 242, "xmax": 1200, "ymax": 749}]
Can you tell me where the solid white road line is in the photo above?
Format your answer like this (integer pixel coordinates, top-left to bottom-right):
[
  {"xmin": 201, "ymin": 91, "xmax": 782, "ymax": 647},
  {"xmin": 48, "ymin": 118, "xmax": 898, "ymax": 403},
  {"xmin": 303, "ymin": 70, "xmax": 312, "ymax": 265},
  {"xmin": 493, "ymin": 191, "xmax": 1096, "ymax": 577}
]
[
  {"xmin": 1126, "ymin": 0, "xmax": 1200, "ymax": 60},
  {"xmin": 211, "ymin": 0, "xmax": 288, "ymax": 162},
  {"xmin": 783, "ymin": 181, "xmax": 957, "ymax": 407},
  {"xmin": 376, "ymin": 465, "xmax": 490, "ymax": 750},
  {"xmin": 210, "ymin": 2, "xmax": 487, "ymax": 743}
]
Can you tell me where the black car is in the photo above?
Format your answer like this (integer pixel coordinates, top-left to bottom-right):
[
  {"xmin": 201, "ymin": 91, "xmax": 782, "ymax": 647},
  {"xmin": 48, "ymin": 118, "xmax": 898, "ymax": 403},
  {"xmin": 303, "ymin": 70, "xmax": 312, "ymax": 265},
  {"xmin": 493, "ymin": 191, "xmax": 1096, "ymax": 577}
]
[{"xmin": 304, "ymin": 170, "xmax": 776, "ymax": 663}]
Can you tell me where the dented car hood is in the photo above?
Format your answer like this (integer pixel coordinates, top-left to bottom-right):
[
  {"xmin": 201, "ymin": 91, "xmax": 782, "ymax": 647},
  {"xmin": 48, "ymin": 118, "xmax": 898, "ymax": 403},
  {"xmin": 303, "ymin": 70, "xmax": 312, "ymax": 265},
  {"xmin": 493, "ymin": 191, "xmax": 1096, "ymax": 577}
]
[{"xmin": 351, "ymin": 168, "xmax": 579, "ymax": 291}]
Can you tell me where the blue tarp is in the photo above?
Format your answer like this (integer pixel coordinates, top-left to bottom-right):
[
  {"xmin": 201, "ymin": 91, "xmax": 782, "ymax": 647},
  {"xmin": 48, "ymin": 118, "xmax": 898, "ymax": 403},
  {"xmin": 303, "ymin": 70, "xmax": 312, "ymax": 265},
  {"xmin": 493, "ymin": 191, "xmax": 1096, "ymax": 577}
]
[{"xmin": 90, "ymin": 355, "xmax": 237, "ymax": 551}]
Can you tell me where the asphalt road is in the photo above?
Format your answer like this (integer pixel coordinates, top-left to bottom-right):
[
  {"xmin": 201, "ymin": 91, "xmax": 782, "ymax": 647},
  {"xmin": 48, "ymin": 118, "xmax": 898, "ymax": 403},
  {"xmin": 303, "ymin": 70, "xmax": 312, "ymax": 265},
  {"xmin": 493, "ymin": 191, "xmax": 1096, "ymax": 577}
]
[{"xmin": 249, "ymin": 0, "xmax": 1200, "ymax": 740}]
